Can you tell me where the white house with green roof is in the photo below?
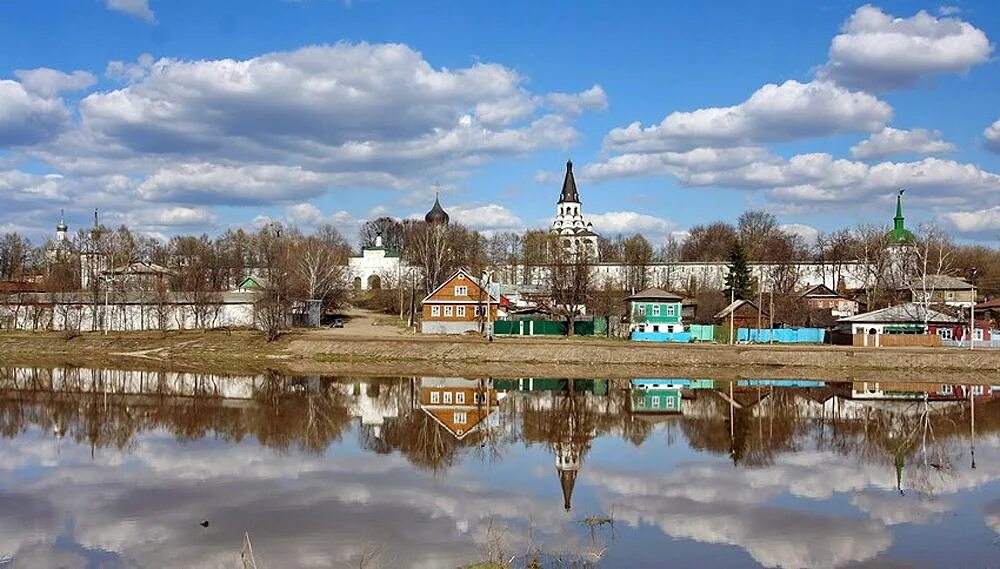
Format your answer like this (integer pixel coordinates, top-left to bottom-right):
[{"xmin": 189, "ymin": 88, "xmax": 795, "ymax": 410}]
[{"xmin": 625, "ymin": 287, "xmax": 684, "ymax": 333}]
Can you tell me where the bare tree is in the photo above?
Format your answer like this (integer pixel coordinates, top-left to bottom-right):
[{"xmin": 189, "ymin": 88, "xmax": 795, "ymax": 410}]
[
  {"xmin": 681, "ymin": 222, "xmax": 738, "ymax": 261},
  {"xmin": 622, "ymin": 234, "xmax": 653, "ymax": 292},
  {"xmin": 549, "ymin": 235, "xmax": 594, "ymax": 336}
]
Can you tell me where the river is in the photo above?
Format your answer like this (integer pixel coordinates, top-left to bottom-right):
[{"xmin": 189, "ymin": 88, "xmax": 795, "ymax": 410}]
[{"xmin": 0, "ymin": 368, "xmax": 997, "ymax": 568}]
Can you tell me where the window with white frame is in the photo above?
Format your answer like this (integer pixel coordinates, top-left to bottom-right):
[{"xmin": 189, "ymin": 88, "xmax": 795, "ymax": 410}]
[
  {"xmin": 972, "ymin": 385, "xmax": 985, "ymax": 396},
  {"xmin": 457, "ymin": 306, "xmax": 466, "ymax": 317},
  {"xmin": 473, "ymin": 392, "xmax": 483, "ymax": 404},
  {"xmin": 430, "ymin": 391, "xmax": 440, "ymax": 404},
  {"xmin": 455, "ymin": 285, "xmax": 468, "ymax": 296},
  {"xmin": 937, "ymin": 328, "xmax": 953, "ymax": 340},
  {"xmin": 444, "ymin": 306, "xmax": 454, "ymax": 317},
  {"xmin": 475, "ymin": 306, "xmax": 484, "ymax": 317},
  {"xmin": 666, "ymin": 396, "xmax": 676, "ymax": 408},
  {"xmin": 941, "ymin": 384, "xmax": 954, "ymax": 395},
  {"xmin": 443, "ymin": 391, "xmax": 453, "ymax": 404},
  {"xmin": 652, "ymin": 396, "xmax": 660, "ymax": 408},
  {"xmin": 456, "ymin": 392, "xmax": 465, "ymax": 404},
  {"xmin": 666, "ymin": 305, "xmax": 676, "ymax": 317},
  {"xmin": 431, "ymin": 306, "xmax": 440, "ymax": 317},
  {"xmin": 637, "ymin": 305, "xmax": 646, "ymax": 316},
  {"xmin": 974, "ymin": 328, "xmax": 984, "ymax": 341},
  {"xmin": 652, "ymin": 305, "xmax": 661, "ymax": 317},
  {"xmin": 454, "ymin": 412, "xmax": 468, "ymax": 424}
]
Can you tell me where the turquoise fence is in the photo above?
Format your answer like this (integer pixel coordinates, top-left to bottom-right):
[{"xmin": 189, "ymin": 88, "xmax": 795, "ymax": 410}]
[
  {"xmin": 687, "ymin": 324, "xmax": 716, "ymax": 342},
  {"xmin": 632, "ymin": 331, "xmax": 693, "ymax": 343},
  {"xmin": 737, "ymin": 328, "xmax": 826, "ymax": 343}
]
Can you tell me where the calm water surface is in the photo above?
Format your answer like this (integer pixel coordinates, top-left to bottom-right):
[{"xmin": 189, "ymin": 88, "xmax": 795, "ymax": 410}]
[{"xmin": 1, "ymin": 368, "xmax": 998, "ymax": 568}]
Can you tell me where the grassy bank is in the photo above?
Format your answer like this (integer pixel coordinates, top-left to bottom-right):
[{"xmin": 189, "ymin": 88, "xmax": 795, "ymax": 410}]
[
  {"xmin": 1, "ymin": 329, "xmax": 997, "ymax": 381},
  {"xmin": 0, "ymin": 330, "xmax": 295, "ymax": 375}
]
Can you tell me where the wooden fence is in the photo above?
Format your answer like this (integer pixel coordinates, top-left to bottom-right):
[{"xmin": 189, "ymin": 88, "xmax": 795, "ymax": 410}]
[{"xmin": 853, "ymin": 333, "xmax": 941, "ymax": 348}]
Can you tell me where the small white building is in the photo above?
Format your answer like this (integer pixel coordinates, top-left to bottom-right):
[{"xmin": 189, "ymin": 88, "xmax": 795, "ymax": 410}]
[{"xmin": 348, "ymin": 234, "xmax": 409, "ymax": 291}]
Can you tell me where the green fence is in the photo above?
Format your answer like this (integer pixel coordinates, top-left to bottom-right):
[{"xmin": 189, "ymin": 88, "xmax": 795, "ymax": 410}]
[{"xmin": 495, "ymin": 318, "xmax": 604, "ymax": 336}]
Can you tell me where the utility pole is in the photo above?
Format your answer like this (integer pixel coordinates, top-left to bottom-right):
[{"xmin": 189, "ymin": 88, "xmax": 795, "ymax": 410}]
[
  {"xmin": 756, "ymin": 268, "xmax": 763, "ymax": 343},
  {"xmin": 729, "ymin": 287, "xmax": 735, "ymax": 345},
  {"xmin": 970, "ymin": 267, "xmax": 977, "ymax": 351}
]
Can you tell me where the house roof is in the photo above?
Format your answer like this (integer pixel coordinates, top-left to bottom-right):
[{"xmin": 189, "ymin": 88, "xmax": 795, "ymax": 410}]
[
  {"xmin": 714, "ymin": 299, "xmax": 767, "ymax": 320},
  {"xmin": 237, "ymin": 275, "xmax": 270, "ymax": 290},
  {"xmin": 104, "ymin": 260, "xmax": 176, "ymax": 276},
  {"xmin": 800, "ymin": 283, "xmax": 848, "ymax": 299},
  {"xmin": 908, "ymin": 274, "xmax": 974, "ymax": 290},
  {"xmin": 976, "ymin": 299, "xmax": 1000, "ymax": 310},
  {"xmin": 421, "ymin": 269, "xmax": 500, "ymax": 304},
  {"xmin": 838, "ymin": 302, "xmax": 962, "ymax": 324},
  {"xmin": 0, "ymin": 281, "xmax": 41, "ymax": 294},
  {"xmin": 625, "ymin": 287, "xmax": 684, "ymax": 302}
]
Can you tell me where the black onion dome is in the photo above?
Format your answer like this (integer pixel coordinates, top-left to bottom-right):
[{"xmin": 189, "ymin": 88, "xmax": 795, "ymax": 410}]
[{"xmin": 425, "ymin": 194, "xmax": 450, "ymax": 225}]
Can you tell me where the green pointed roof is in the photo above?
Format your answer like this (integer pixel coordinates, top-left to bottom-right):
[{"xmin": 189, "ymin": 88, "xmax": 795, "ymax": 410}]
[{"xmin": 887, "ymin": 191, "xmax": 915, "ymax": 244}]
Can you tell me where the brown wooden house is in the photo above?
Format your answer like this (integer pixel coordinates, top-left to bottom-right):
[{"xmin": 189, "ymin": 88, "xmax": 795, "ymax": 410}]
[
  {"xmin": 421, "ymin": 269, "xmax": 505, "ymax": 335},
  {"xmin": 714, "ymin": 299, "xmax": 770, "ymax": 330}
]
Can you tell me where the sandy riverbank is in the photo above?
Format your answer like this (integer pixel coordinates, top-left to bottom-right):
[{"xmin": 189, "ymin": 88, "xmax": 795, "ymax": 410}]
[{"xmin": 0, "ymin": 328, "xmax": 998, "ymax": 381}]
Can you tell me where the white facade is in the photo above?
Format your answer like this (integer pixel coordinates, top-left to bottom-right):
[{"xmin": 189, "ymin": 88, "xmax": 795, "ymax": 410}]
[{"xmin": 348, "ymin": 235, "xmax": 413, "ymax": 291}]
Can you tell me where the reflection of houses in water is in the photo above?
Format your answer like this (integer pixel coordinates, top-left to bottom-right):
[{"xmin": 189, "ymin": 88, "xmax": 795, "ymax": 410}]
[
  {"xmin": 418, "ymin": 378, "xmax": 505, "ymax": 440},
  {"xmin": 335, "ymin": 381, "xmax": 402, "ymax": 438},
  {"xmin": 630, "ymin": 380, "xmax": 683, "ymax": 415},
  {"xmin": 851, "ymin": 382, "xmax": 997, "ymax": 402},
  {"xmin": 0, "ymin": 367, "xmax": 261, "ymax": 400}
]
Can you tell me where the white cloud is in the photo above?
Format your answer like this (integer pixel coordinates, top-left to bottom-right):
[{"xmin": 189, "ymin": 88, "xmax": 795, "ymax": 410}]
[
  {"xmin": 75, "ymin": 44, "xmax": 582, "ymax": 173},
  {"xmin": 938, "ymin": 6, "xmax": 962, "ymax": 16},
  {"xmin": 984, "ymin": 119, "xmax": 1000, "ymax": 153},
  {"xmin": 129, "ymin": 206, "xmax": 218, "ymax": 228},
  {"xmin": 285, "ymin": 203, "xmax": 362, "ymax": 238},
  {"xmin": 106, "ymin": 0, "xmax": 155, "ymax": 22},
  {"xmin": 0, "ymin": 80, "xmax": 71, "ymax": 146},
  {"xmin": 135, "ymin": 163, "xmax": 335, "ymax": 205},
  {"xmin": 587, "ymin": 211, "xmax": 679, "ymax": 243},
  {"xmin": 105, "ymin": 53, "xmax": 155, "ymax": 83},
  {"xmin": 604, "ymin": 80, "xmax": 891, "ymax": 153},
  {"xmin": 850, "ymin": 127, "xmax": 956, "ymax": 160},
  {"xmin": 448, "ymin": 204, "xmax": 525, "ymax": 233},
  {"xmin": 780, "ymin": 223, "xmax": 820, "ymax": 245},
  {"xmin": 545, "ymin": 85, "xmax": 609, "ymax": 116},
  {"xmin": 941, "ymin": 206, "xmax": 1000, "ymax": 235},
  {"xmin": 819, "ymin": 5, "xmax": 993, "ymax": 91},
  {"xmin": 13, "ymin": 68, "xmax": 96, "ymax": 97}
]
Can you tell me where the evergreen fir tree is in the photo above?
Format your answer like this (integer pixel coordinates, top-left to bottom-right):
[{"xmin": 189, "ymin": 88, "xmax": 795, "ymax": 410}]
[{"xmin": 725, "ymin": 243, "xmax": 753, "ymax": 300}]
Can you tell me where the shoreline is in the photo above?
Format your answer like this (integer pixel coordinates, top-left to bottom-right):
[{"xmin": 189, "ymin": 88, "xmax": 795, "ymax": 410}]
[{"xmin": 0, "ymin": 329, "xmax": 997, "ymax": 381}]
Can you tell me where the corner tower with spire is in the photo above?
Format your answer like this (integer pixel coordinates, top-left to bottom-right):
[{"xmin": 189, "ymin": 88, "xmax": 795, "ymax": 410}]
[{"xmin": 551, "ymin": 160, "xmax": 599, "ymax": 259}]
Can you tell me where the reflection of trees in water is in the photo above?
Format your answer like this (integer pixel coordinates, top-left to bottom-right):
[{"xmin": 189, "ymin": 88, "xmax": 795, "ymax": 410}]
[{"xmin": 0, "ymin": 368, "xmax": 354, "ymax": 455}]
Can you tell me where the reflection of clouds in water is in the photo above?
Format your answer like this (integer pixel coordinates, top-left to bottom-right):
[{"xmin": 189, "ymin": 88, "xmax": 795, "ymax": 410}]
[
  {"xmin": 0, "ymin": 429, "xmax": 586, "ymax": 569},
  {"xmin": 614, "ymin": 495, "xmax": 892, "ymax": 569},
  {"xmin": 985, "ymin": 499, "xmax": 1000, "ymax": 537},
  {"xmin": 850, "ymin": 491, "xmax": 951, "ymax": 526},
  {"xmin": 591, "ymin": 438, "xmax": 1000, "ymax": 569},
  {"xmin": 594, "ymin": 437, "xmax": 1000, "ymax": 506}
]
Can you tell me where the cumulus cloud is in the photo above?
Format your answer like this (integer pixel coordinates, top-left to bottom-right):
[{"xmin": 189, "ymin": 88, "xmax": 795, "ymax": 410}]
[
  {"xmin": 545, "ymin": 85, "xmax": 609, "ymax": 116},
  {"xmin": 819, "ymin": 5, "xmax": 994, "ymax": 91},
  {"xmin": 75, "ymin": 44, "xmax": 581, "ymax": 171},
  {"xmin": 984, "ymin": 119, "xmax": 1000, "ymax": 153},
  {"xmin": 603, "ymin": 80, "xmax": 891, "ymax": 153},
  {"xmin": 850, "ymin": 127, "xmax": 956, "ymax": 160},
  {"xmin": 587, "ymin": 211, "xmax": 679, "ymax": 243},
  {"xmin": 0, "ymin": 80, "xmax": 71, "ymax": 146},
  {"xmin": 106, "ymin": 0, "xmax": 155, "ymax": 22},
  {"xmin": 285, "ymin": 203, "xmax": 361, "ymax": 236},
  {"xmin": 940, "ymin": 206, "xmax": 1000, "ymax": 235},
  {"xmin": 13, "ymin": 68, "xmax": 96, "ymax": 97},
  {"xmin": 128, "ymin": 206, "xmax": 218, "ymax": 228},
  {"xmin": 448, "ymin": 204, "xmax": 525, "ymax": 233}
]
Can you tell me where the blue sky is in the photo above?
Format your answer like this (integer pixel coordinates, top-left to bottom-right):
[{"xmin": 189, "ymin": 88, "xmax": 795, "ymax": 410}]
[{"xmin": 1, "ymin": 0, "xmax": 998, "ymax": 247}]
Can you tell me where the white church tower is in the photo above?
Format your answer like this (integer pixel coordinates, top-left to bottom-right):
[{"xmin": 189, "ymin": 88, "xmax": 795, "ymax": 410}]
[{"xmin": 551, "ymin": 160, "xmax": 599, "ymax": 259}]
